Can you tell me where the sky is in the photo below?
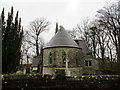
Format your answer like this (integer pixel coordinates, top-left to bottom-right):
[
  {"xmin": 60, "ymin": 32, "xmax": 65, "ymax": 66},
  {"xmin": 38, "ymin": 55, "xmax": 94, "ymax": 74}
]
[{"xmin": 0, "ymin": 0, "xmax": 118, "ymax": 43}]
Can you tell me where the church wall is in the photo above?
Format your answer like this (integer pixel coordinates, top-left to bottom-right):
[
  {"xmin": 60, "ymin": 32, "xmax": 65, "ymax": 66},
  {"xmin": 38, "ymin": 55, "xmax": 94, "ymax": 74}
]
[
  {"xmin": 42, "ymin": 47, "xmax": 83, "ymax": 75},
  {"xmin": 43, "ymin": 47, "xmax": 83, "ymax": 67},
  {"xmin": 42, "ymin": 47, "xmax": 99, "ymax": 76}
]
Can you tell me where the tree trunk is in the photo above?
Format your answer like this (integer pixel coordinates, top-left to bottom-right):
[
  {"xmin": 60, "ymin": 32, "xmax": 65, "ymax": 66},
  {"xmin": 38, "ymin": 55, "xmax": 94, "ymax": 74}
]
[
  {"xmin": 101, "ymin": 48, "xmax": 105, "ymax": 68},
  {"xmin": 40, "ymin": 48, "xmax": 43, "ymax": 74},
  {"xmin": 117, "ymin": 29, "xmax": 120, "ymax": 70},
  {"xmin": 26, "ymin": 55, "xmax": 30, "ymax": 74},
  {"xmin": 36, "ymin": 36, "xmax": 39, "ymax": 56},
  {"xmin": 93, "ymin": 39, "xmax": 96, "ymax": 57}
]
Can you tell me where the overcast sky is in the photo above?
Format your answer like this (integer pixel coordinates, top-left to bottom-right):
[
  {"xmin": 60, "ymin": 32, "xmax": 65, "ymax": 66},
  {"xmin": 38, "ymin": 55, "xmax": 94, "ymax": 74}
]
[{"xmin": 0, "ymin": 0, "xmax": 118, "ymax": 42}]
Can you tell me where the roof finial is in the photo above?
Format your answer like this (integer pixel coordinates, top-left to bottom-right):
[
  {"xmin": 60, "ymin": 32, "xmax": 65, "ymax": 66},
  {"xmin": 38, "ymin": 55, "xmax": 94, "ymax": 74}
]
[{"xmin": 55, "ymin": 20, "xmax": 58, "ymax": 34}]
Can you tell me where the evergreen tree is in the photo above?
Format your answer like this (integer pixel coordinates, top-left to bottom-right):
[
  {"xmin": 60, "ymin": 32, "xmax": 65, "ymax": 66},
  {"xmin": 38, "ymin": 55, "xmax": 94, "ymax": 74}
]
[
  {"xmin": 1, "ymin": 8, "xmax": 5, "ymax": 38},
  {"xmin": 2, "ymin": 7, "xmax": 23, "ymax": 74}
]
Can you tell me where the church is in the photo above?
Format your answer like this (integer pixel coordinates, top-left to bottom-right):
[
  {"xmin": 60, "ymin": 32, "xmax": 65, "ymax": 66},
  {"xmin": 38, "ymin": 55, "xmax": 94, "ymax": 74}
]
[{"xmin": 32, "ymin": 24, "xmax": 99, "ymax": 77}]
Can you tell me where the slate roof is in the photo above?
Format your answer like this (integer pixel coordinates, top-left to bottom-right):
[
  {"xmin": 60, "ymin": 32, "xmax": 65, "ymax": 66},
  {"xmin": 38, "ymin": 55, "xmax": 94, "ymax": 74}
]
[
  {"xmin": 44, "ymin": 26, "xmax": 80, "ymax": 49},
  {"xmin": 75, "ymin": 40, "xmax": 90, "ymax": 54}
]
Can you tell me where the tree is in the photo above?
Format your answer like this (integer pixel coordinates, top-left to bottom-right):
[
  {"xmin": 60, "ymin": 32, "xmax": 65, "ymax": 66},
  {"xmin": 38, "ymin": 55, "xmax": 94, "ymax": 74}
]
[
  {"xmin": 91, "ymin": 21, "xmax": 110, "ymax": 67},
  {"xmin": 27, "ymin": 18, "xmax": 50, "ymax": 56},
  {"xmin": 96, "ymin": 2, "xmax": 120, "ymax": 69},
  {"xmin": 73, "ymin": 18, "xmax": 98, "ymax": 57},
  {"xmin": 67, "ymin": 29, "xmax": 78, "ymax": 39},
  {"xmin": 1, "ymin": 8, "xmax": 5, "ymax": 39},
  {"xmin": 70, "ymin": 2, "xmax": 119, "ymax": 70},
  {"xmin": 73, "ymin": 18, "xmax": 110, "ymax": 68},
  {"xmin": 0, "ymin": 8, "xmax": 3, "ymax": 75},
  {"xmin": 2, "ymin": 7, "xmax": 23, "ymax": 74}
]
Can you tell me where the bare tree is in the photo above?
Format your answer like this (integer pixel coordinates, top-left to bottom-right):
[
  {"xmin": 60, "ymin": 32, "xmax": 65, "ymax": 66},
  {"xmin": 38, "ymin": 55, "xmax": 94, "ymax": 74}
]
[
  {"xmin": 74, "ymin": 18, "xmax": 98, "ymax": 57},
  {"xmin": 21, "ymin": 31, "xmax": 32, "ymax": 64},
  {"xmin": 93, "ymin": 21, "xmax": 110, "ymax": 67},
  {"xmin": 27, "ymin": 18, "xmax": 51, "ymax": 56},
  {"xmin": 76, "ymin": 18, "xmax": 91, "ymax": 43},
  {"xmin": 67, "ymin": 29, "xmax": 78, "ymax": 39},
  {"xmin": 70, "ymin": 2, "xmax": 120, "ymax": 70},
  {"xmin": 96, "ymin": 2, "xmax": 120, "ymax": 69}
]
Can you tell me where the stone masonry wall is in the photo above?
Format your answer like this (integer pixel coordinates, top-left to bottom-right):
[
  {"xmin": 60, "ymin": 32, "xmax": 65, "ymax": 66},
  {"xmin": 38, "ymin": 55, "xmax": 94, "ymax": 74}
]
[
  {"xmin": 43, "ymin": 47, "xmax": 83, "ymax": 67},
  {"xmin": 43, "ymin": 47, "xmax": 99, "ymax": 75}
]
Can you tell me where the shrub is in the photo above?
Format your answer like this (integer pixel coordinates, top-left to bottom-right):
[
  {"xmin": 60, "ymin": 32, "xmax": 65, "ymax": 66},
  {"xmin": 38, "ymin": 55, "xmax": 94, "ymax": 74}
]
[{"xmin": 99, "ymin": 69, "xmax": 120, "ymax": 75}]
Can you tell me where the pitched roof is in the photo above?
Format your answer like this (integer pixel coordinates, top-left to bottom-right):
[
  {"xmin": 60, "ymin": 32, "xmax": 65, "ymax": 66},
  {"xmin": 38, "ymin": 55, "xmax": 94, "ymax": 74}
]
[
  {"xmin": 44, "ymin": 26, "xmax": 80, "ymax": 49},
  {"xmin": 75, "ymin": 40, "xmax": 90, "ymax": 54}
]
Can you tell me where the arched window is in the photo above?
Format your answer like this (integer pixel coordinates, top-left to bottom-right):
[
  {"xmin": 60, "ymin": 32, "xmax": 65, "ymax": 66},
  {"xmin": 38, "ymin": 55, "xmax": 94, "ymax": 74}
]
[
  {"xmin": 76, "ymin": 54, "xmax": 78, "ymax": 65},
  {"xmin": 62, "ymin": 51, "xmax": 66, "ymax": 64},
  {"xmin": 54, "ymin": 52, "xmax": 56, "ymax": 61},
  {"xmin": 49, "ymin": 52, "xmax": 52, "ymax": 64}
]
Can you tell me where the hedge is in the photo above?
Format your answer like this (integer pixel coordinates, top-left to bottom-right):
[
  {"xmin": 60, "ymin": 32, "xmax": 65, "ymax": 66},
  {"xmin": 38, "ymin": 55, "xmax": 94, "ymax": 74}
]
[{"xmin": 1, "ymin": 74, "xmax": 120, "ymax": 89}]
